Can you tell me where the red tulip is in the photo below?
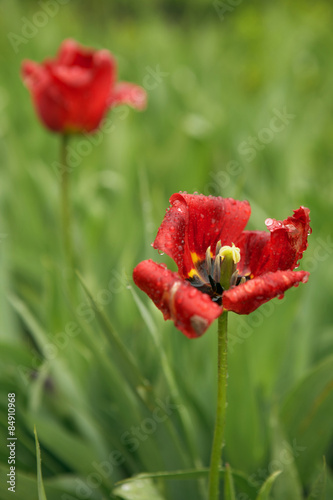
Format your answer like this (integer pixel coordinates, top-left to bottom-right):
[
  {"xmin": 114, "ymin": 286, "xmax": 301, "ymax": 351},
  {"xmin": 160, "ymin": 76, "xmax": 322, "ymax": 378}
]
[
  {"xmin": 133, "ymin": 193, "xmax": 311, "ymax": 338},
  {"xmin": 21, "ymin": 39, "xmax": 147, "ymax": 133}
]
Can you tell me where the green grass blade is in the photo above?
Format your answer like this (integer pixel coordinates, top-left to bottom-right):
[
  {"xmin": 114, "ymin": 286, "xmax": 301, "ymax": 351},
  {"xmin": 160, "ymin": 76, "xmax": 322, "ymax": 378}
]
[
  {"xmin": 280, "ymin": 356, "xmax": 333, "ymax": 483},
  {"xmin": 76, "ymin": 271, "xmax": 151, "ymax": 395},
  {"xmin": 224, "ymin": 463, "xmax": 236, "ymax": 500},
  {"xmin": 270, "ymin": 411, "xmax": 303, "ymax": 500},
  {"xmin": 115, "ymin": 467, "xmax": 257, "ymax": 494},
  {"xmin": 34, "ymin": 426, "xmax": 48, "ymax": 500},
  {"xmin": 114, "ymin": 478, "xmax": 166, "ymax": 500},
  {"xmin": 76, "ymin": 273, "xmax": 187, "ymax": 474},
  {"xmin": 306, "ymin": 458, "xmax": 327, "ymax": 500},
  {"xmin": 129, "ymin": 284, "xmax": 200, "ymax": 466},
  {"xmin": 255, "ymin": 471, "xmax": 282, "ymax": 500}
]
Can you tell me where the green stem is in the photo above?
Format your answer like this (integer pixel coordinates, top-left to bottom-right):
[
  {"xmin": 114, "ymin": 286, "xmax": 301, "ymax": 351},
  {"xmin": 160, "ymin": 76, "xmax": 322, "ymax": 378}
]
[
  {"xmin": 60, "ymin": 134, "xmax": 75, "ymax": 289},
  {"xmin": 208, "ymin": 311, "xmax": 228, "ymax": 500}
]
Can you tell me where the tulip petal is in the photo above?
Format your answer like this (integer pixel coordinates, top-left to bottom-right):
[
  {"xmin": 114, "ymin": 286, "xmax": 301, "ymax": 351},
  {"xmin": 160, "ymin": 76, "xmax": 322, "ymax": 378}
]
[
  {"xmin": 264, "ymin": 206, "xmax": 311, "ymax": 271},
  {"xmin": 21, "ymin": 39, "xmax": 144, "ymax": 134},
  {"xmin": 236, "ymin": 207, "xmax": 311, "ymax": 277},
  {"xmin": 21, "ymin": 60, "xmax": 49, "ymax": 93},
  {"xmin": 109, "ymin": 82, "xmax": 147, "ymax": 111},
  {"xmin": 223, "ymin": 270, "xmax": 309, "ymax": 314},
  {"xmin": 235, "ymin": 230, "xmax": 271, "ymax": 276},
  {"xmin": 57, "ymin": 39, "xmax": 94, "ymax": 68},
  {"xmin": 133, "ymin": 260, "xmax": 222, "ymax": 338},
  {"xmin": 153, "ymin": 193, "xmax": 251, "ymax": 278},
  {"xmin": 21, "ymin": 60, "xmax": 69, "ymax": 132}
]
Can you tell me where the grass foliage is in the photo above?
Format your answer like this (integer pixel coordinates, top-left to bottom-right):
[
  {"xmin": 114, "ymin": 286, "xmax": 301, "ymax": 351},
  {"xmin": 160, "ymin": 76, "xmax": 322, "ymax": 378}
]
[{"xmin": 1, "ymin": 0, "xmax": 333, "ymax": 498}]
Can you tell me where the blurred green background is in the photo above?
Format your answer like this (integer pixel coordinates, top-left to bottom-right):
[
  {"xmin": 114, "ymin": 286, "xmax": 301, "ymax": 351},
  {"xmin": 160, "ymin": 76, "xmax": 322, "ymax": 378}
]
[{"xmin": 1, "ymin": 0, "xmax": 333, "ymax": 499}]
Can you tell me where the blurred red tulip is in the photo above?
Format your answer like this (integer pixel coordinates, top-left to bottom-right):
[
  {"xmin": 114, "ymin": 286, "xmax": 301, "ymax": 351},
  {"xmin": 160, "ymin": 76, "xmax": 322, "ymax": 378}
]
[{"xmin": 21, "ymin": 39, "xmax": 147, "ymax": 133}]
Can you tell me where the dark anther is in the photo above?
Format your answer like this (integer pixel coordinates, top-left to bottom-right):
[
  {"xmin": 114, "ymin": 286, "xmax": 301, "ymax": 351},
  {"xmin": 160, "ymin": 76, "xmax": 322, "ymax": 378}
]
[
  {"xmin": 208, "ymin": 275, "xmax": 224, "ymax": 296},
  {"xmin": 235, "ymin": 275, "xmax": 251, "ymax": 286},
  {"xmin": 208, "ymin": 274, "xmax": 216, "ymax": 291}
]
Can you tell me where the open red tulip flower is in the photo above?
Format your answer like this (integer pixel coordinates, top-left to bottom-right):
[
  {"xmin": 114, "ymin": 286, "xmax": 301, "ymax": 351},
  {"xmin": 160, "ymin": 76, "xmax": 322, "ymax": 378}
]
[
  {"xmin": 21, "ymin": 39, "xmax": 147, "ymax": 133},
  {"xmin": 133, "ymin": 193, "xmax": 311, "ymax": 339}
]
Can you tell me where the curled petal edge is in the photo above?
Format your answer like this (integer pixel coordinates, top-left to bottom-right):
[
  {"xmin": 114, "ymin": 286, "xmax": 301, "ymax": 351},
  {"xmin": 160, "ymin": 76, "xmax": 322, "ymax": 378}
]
[
  {"xmin": 109, "ymin": 82, "xmax": 147, "ymax": 110},
  {"xmin": 133, "ymin": 260, "xmax": 222, "ymax": 338},
  {"xmin": 222, "ymin": 270, "xmax": 309, "ymax": 315}
]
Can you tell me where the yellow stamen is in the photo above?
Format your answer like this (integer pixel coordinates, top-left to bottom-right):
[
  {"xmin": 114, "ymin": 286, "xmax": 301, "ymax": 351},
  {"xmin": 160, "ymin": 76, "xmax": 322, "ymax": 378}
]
[
  {"xmin": 188, "ymin": 268, "xmax": 199, "ymax": 279},
  {"xmin": 190, "ymin": 252, "xmax": 201, "ymax": 264}
]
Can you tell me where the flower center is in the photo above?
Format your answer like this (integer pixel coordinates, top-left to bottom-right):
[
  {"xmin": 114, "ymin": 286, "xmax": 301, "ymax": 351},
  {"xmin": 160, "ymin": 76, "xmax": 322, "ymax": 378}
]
[{"xmin": 187, "ymin": 242, "xmax": 250, "ymax": 305}]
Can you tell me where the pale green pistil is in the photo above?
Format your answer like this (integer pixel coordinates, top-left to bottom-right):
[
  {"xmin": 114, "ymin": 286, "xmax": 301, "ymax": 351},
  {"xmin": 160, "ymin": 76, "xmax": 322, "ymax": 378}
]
[{"xmin": 218, "ymin": 243, "xmax": 241, "ymax": 291}]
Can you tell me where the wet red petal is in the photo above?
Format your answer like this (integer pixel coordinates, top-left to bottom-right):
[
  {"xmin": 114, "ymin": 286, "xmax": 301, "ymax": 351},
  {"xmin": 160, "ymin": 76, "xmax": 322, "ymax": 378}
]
[
  {"xmin": 258, "ymin": 207, "xmax": 311, "ymax": 275},
  {"xmin": 153, "ymin": 193, "xmax": 251, "ymax": 278},
  {"xmin": 235, "ymin": 207, "xmax": 311, "ymax": 277},
  {"xmin": 223, "ymin": 270, "xmax": 309, "ymax": 314},
  {"xmin": 133, "ymin": 260, "xmax": 222, "ymax": 338},
  {"xmin": 235, "ymin": 230, "xmax": 271, "ymax": 276}
]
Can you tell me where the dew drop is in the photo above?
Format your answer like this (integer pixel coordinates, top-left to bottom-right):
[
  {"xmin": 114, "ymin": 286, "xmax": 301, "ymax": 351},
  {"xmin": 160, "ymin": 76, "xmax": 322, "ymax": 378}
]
[
  {"xmin": 178, "ymin": 245, "xmax": 183, "ymax": 251},
  {"xmin": 278, "ymin": 294, "xmax": 284, "ymax": 300},
  {"xmin": 158, "ymin": 250, "xmax": 165, "ymax": 255}
]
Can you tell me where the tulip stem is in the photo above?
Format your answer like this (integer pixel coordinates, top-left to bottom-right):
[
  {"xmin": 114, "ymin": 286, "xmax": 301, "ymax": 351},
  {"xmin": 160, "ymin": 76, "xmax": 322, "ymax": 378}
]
[
  {"xmin": 60, "ymin": 134, "xmax": 75, "ymax": 288},
  {"xmin": 208, "ymin": 311, "xmax": 228, "ymax": 500}
]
